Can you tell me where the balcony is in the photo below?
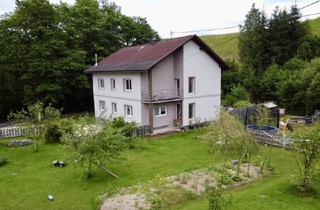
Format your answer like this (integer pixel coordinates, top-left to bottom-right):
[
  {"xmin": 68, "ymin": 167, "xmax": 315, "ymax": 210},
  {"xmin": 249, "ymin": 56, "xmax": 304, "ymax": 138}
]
[{"xmin": 141, "ymin": 89, "xmax": 182, "ymax": 103}]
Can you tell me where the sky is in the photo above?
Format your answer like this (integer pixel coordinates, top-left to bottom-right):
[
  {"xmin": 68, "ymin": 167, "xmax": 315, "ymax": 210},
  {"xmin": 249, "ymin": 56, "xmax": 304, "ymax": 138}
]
[{"xmin": 0, "ymin": 0, "xmax": 319, "ymax": 38}]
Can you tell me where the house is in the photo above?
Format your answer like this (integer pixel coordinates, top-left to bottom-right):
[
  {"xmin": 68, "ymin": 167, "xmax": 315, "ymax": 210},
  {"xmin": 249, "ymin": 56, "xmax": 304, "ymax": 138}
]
[{"xmin": 85, "ymin": 35, "xmax": 228, "ymax": 134}]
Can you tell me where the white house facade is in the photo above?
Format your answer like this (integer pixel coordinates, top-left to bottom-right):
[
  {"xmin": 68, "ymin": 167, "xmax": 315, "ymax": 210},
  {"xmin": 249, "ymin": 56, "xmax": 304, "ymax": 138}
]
[{"xmin": 86, "ymin": 35, "xmax": 228, "ymax": 134}]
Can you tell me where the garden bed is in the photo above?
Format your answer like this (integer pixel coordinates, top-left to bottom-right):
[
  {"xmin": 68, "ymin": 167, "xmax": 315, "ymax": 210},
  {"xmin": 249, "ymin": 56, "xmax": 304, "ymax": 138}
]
[{"xmin": 100, "ymin": 163, "xmax": 268, "ymax": 210}]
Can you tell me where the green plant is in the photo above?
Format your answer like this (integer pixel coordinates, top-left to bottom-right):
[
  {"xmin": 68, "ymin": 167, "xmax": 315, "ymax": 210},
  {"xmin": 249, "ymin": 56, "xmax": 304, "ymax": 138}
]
[
  {"xmin": 205, "ymin": 185, "xmax": 231, "ymax": 210},
  {"xmin": 224, "ymin": 84, "xmax": 250, "ymax": 107},
  {"xmin": 44, "ymin": 118, "xmax": 74, "ymax": 144},
  {"xmin": 292, "ymin": 123, "xmax": 320, "ymax": 193},
  {"xmin": 62, "ymin": 116, "xmax": 128, "ymax": 179},
  {"xmin": 150, "ymin": 195, "xmax": 164, "ymax": 209},
  {"xmin": 8, "ymin": 102, "xmax": 61, "ymax": 152},
  {"xmin": 204, "ymin": 111, "xmax": 257, "ymax": 166},
  {"xmin": 111, "ymin": 117, "xmax": 137, "ymax": 137},
  {"xmin": 234, "ymin": 100, "xmax": 251, "ymax": 108},
  {"xmin": 218, "ymin": 172, "xmax": 232, "ymax": 186}
]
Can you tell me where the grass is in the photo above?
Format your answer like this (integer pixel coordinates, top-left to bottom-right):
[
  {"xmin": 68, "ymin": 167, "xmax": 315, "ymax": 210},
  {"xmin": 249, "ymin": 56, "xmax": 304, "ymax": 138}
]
[
  {"xmin": 308, "ymin": 17, "xmax": 320, "ymax": 37},
  {"xmin": 0, "ymin": 129, "xmax": 223, "ymax": 210},
  {"xmin": 172, "ymin": 146, "xmax": 320, "ymax": 210},
  {"xmin": 201, "ymin": 17, "xmax": 320, "ymax": 61},
  {"xmin": 201, "ymin": 33, "xmax": 239, "ymax": 61},
  {"xmin": 1, "ymin": 129, "xmax": 320, "ymax": 210}
]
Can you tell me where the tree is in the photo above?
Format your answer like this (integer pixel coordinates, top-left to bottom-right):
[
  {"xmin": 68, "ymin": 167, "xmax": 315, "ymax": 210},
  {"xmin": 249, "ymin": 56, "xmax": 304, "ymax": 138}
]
[
  {"xmin": 239, "ymin": 4, "xmax": 269, "ymax": 73},
  {"xmin": 224, "ymin": 84, "xmax": 250, "ymax": 107},
  {"xmin": 221, "ymin": 59, "xmax": 242, "ymax": 97},
  {"xmin": 292, "ymin": 123, "xmax": 320, "ymax": 192},
  {"xmin": 277, "ymin": 57, "xmax": 320, "ymax": 115},
  {"xmin": 268, "ymin": 5, "xmax": 308, "ymax": 66},
  {"xmin": 62, "ymin": 116, "xmax": 128, "ymax": 179},
  {"xmin": 8, "ymin": 101, "xmax": 61, "ymax": 152},
  {"xmin": 0, "ymin": 0, "xmax": 160, "ymax": 120}
]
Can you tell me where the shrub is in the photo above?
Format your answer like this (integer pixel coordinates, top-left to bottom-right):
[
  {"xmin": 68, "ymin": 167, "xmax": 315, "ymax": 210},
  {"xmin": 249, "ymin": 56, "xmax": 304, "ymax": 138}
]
[
  {"xmin": 205, "ymin": 185, "xmax": 231, "ymax": 210},
  {"xmin": 0, "ymin": 156, "xmax": 7, "ymax": 167},
  {"xmin": 44, "ymin": 118, "xmax": 74, "ymax": 144},
  {"xmin": 111, "ymin": 117, "xmax": 137, "ymax": 137},
  {"xmin": 44, "ymin": 121, "xmax": 62, "ymax": 143},
  {"xmin": 234, "ymin": 100, "xmax": 251, "ymax": 108},
  {"xmin": 292, "ymin": 123, "xmax": 320, "ymax": 192},
  {"xmin": 224, "ymin": 84, "xmax": 250, "ymax": 107}
]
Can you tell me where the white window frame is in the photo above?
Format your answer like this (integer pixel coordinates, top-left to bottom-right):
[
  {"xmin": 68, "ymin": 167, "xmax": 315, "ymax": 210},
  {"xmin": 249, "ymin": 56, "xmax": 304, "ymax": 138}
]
[
  {"xmin": 111, "ymin": 102, "xmax": 117, "ymax": 114},
  {"xmin": 124, "ymin": 105, "xmax": 133, "ymax": 117},
  {"xmin": 188, "ymin": 77, "xmax": 195, "ymax": 94},
  {"xmin": 99, "ymin": 100, "xmax": 106, "ymax": 111},
  {"xmin": 98, "ymin": 78, "xmax": 105, "ymax": 89},
  {"xmin": 110, "ymin": 78, "xmax": 116, "ymax": 90},
  {"xmin": 123, "ymin": 79, "xmax": 132, "ymax": 92},
  {"xmin": 188, "ymin": 103, "xmax": 195, "ymax": 119},
  {"xmin": 154, "ymin": 106, "xmax": 167, "ymax": 117}
]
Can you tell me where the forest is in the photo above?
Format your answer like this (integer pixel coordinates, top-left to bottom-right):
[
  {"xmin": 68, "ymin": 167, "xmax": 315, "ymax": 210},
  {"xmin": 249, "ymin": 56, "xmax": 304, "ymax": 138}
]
[{"xmin": 0, "ymin": 0, "xmax": 159, "ymax": 120}]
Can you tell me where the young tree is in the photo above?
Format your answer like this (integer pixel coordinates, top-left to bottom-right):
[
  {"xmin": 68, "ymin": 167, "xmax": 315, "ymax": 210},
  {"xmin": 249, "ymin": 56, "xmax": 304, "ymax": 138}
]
[
  {"xmin": 205, "ymin": 111, "xmax": 258, "ymax": 167},
  {"xmin": 62, "ymin": 116, "xmax": 128, "ymax": 179},
  {"xmin": 8, "ymin": 102, "xmax": 61, "ymax": 152},
  {"xmin": 292, "ymin": 123, "xmax": 320, "ymax": 192}
]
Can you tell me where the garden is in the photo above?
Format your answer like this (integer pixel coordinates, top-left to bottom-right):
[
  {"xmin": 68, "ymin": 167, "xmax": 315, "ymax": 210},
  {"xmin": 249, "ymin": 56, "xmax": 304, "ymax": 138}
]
[{"xmin": 0, "ymin": 103, "xmax": 320, "ymax": 210}]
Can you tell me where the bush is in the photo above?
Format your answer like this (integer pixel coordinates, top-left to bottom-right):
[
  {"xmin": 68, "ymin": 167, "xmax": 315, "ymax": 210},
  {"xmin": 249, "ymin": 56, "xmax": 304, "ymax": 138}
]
[
  {"xmin": 234, "ymin": 100, "xmax": 251, "ymax": 108},
  {"xmin": 111, "ymin": 117, "xmax": 137, "ymax": 137},
  {"xmin": 224, "ymin": 84, "xmax": 250, "ymax": 107},
  {"xmin": 44, "ymin": 118, "xmax": 74, "ymax": 144},
  {"xmin": 0, "ymin": 156, "xmax": 7, "ymax": 167},
  {"xmin": 205, "ymin": 185, "xmax": 231, "ymax": 210}
]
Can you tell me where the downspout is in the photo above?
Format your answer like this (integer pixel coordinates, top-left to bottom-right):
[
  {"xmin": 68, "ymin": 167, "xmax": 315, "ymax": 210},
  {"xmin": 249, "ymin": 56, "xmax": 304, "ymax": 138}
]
[{"xmin": 148, "ymin": 70, "xmax": 154, "ymax": 134}]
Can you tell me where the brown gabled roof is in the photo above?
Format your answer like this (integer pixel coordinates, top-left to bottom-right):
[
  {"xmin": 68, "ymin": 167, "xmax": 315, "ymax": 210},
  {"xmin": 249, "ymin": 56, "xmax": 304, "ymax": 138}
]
[{"xmin": 85, "ymin": 35, "xmax": 228, "ymax": 73}]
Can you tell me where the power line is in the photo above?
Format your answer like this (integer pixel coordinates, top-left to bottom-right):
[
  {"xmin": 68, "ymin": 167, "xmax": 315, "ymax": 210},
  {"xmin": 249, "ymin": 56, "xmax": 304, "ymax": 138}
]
[
  {"xmin": 171, "ymin": 25, "xmax": 240, "ymax": 36},
  {"xmin": 302, "ymin": 12, "xmax": 320, "ymax": 17},
  {"xmin": 300, "ymin": 0, "xmax": 320, "ymax": 10},
  {"xmin": 170, "ymin": 9, "xmax": 320, "ymax": 37}
]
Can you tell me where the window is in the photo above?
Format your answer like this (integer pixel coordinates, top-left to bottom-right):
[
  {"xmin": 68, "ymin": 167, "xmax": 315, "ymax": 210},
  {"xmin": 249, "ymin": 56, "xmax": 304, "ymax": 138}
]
[
  {"xmin": 188, "ymin": 77, "xmax": 195, "ymax": 94},
  {"xmin": 99, "ymin": 100, "xmax": 106, "ymax": 111},
  {"xmin": 111, "ymin": 78, "xmax": 116, "ymax": 90},
  {"xmin": 98, "ymin": 78, "xmax": 105, "ymax": 89},
  {"xmin": 154, "ymin": 106, "xmax": 167, "ymax": 117},
  {"xmin": 188, "ymin": 103, "xmax": 195, "ymax": 119},
  {"xmin": 123, "ymin": 79, "xmax": 132, "ymax": 91},
  {"xmin": 124, "ymin": 105, "xmax": 133, "ymax": 117},
  {"xmin": 111, "ymin": 102, "xmax": 117, "ymax": 114}
]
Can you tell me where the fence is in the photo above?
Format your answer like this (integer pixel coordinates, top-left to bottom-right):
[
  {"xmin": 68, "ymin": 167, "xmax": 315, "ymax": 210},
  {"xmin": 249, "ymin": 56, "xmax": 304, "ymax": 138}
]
[
  {"xmin": 134, "ymin": 125, "xmax": 151, "ymax": 137},
  {"xmin": 250, "ymin": 130, "xmax": 293, "ymax": 148},
  {"xmin": 0, "ymin": 126, "xmax": 39, "ymax": 139}
]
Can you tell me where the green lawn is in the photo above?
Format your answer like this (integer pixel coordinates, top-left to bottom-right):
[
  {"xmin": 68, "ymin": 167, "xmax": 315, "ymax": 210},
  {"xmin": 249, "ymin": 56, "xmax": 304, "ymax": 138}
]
[
  {"xmin": 0, "ymin": 129, "xmax": 222, "ymax": 210},
  {"xmin": 0, "ymin": 129, "xmax": 319, "ymax": 210}
]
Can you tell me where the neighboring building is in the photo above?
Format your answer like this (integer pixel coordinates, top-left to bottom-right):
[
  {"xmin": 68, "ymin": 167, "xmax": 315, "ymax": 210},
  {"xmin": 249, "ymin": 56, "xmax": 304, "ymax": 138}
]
[{"xmin": 85, "ymin": 35, "xmax": 228, "ymax": 134}]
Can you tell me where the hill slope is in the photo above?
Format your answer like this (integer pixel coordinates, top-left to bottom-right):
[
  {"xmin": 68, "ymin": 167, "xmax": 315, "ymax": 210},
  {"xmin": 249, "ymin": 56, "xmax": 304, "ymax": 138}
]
[{"xmin": 201, "ymin": 17, "xmax": 320, "ymax": 61}]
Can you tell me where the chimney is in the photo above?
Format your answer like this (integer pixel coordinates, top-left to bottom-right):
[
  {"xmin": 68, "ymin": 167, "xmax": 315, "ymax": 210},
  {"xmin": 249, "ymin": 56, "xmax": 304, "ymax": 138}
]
[{"xmin": 95, "ymin": 53, "xmax": 98, "ymax": 66}]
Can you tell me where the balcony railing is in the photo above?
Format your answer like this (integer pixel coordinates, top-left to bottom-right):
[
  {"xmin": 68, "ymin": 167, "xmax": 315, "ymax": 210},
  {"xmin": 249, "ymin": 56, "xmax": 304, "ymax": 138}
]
[{"xmin": 141, "ymin": 89, "xmax": 182, "ymax": 103}]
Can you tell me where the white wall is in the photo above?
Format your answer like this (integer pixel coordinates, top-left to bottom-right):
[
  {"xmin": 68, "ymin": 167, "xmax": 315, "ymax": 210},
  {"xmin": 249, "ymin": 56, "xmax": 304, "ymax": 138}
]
[
  {"xmin": 92, "ymin": 72, "xmax": 142, "ymax": 124},
  {"xmin": 182, "ymin": 40, "xmax": 221, "ymax": 126}
]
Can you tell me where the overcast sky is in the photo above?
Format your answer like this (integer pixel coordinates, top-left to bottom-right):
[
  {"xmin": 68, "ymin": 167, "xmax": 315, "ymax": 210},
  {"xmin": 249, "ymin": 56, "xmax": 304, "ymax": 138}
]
[{"xmin": 0, "ymin": 0, "xmax": 319, "ymax": 38}]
